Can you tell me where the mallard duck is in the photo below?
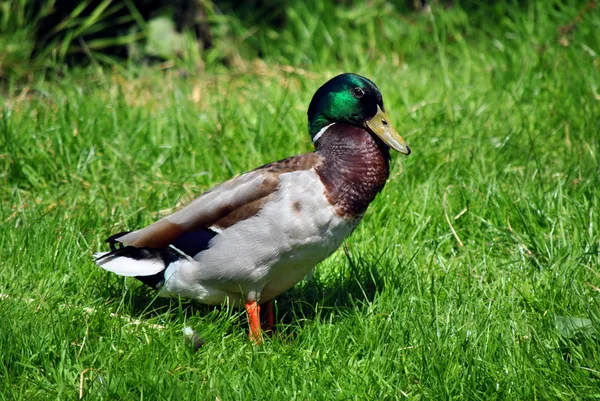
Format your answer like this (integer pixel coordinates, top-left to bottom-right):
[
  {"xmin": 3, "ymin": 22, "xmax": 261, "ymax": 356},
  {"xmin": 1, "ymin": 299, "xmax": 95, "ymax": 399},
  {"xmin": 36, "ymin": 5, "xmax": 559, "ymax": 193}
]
[{"xmin": 95, "ymin": 73, "xmax": 411, "ymax": 341}]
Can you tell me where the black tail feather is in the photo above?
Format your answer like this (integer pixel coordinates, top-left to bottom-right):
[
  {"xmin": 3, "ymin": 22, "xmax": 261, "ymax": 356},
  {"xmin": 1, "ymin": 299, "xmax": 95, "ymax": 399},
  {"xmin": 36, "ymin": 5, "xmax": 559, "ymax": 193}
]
[
  {"xmin": 105, "ymin": 230, "xmax": 132, "ymax": 252},
  {"xmin": 135, "ymin": 271, "xmax": 167, "ymax": 289}
]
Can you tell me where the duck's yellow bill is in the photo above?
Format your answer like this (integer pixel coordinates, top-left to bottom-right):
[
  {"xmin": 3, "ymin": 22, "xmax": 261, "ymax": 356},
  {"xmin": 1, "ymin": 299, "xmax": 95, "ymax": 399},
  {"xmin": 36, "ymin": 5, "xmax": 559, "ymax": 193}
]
[{"xmin": 365, "ymin": 105, "xmax": 411, "ymax": 155}]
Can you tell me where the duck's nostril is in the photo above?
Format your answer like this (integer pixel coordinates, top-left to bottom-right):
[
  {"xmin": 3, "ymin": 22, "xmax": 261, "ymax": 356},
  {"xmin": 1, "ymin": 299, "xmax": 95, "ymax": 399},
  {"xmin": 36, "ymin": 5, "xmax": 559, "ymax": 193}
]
[{"xmin": 382, "ymin": 119, "xmax": 388, "ymax": 126}]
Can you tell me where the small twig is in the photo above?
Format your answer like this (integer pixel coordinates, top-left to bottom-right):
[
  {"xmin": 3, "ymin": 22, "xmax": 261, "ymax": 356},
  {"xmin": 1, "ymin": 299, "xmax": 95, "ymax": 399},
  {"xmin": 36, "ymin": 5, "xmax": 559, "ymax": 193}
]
[
  {"xmin": 79, "ymin": 368, "xmax": 102, "ymax": 399},
  {"xmin": 453, "ymin": 207, "xmax": 468, "ymax": 221},
  {"xmin": 557, "ymin": 1, "xmax": 597, "ymax": 37},
  {"xmin": 586, "ymin": 282, "xmax": 600, "ymax": 293},
  {"xmin": 443, "ymin": 186, "xmax": 464, "ymax": 247},
  {"xmin": 442, "ymin": 185, "xmax": 485, "ymax": 247}
]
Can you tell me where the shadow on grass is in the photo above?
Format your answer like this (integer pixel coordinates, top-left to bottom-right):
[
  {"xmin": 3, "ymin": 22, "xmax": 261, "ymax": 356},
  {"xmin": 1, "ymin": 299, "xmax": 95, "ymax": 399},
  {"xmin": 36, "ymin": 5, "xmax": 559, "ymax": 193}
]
[
  {"xmin": 276, "ymin": 250, "xmax": 388, "ymax": 328},
  {"xmin": 94, "ymin": 246, "xmax": 394, "ymax": 334}
]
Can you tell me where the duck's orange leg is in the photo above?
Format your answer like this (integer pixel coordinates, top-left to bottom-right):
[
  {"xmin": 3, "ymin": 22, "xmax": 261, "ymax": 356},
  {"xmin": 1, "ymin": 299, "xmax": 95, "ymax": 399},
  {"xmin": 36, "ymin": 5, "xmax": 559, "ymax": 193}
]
[{"xmin": 245, "ymin": 301, "xmax": 262, "ymax": 343}]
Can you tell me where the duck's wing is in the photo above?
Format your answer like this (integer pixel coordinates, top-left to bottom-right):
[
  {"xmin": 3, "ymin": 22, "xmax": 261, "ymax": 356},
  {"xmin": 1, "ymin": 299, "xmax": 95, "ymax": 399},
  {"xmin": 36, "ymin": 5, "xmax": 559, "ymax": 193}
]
[
  {"xmin": 113, "ymin": 170, "xmax": 280, "ymax": 249},
  {"xmin": 117, "ymin": 152, "xmax": 322, "ymax": 249}
]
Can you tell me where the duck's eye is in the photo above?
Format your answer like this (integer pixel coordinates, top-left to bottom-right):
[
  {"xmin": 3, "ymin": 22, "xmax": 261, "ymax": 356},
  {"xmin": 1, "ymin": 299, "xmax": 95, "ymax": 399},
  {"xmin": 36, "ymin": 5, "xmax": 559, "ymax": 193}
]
[{"xmin": 352, "ymin": 87, "xmax": 365, "ymax": 99}]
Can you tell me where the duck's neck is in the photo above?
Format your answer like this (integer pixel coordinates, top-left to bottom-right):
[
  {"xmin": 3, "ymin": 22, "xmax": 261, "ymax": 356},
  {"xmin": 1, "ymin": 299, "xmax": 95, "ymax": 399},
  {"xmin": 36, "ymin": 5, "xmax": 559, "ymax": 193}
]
[{"xmin": 314, "ymin": 123, "xmax": 391, "ymax": 218}]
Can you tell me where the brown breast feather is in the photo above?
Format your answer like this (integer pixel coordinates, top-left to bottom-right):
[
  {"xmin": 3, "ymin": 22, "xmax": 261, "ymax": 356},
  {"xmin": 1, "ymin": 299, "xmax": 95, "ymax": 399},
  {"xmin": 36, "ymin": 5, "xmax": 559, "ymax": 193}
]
[
  {"xmin": 113, "ymin": 153, "xmax": 322, "ymax": 248},
  {"xmin": 314, "ymin": 124, "xmax": 390, "ymax": 218}
]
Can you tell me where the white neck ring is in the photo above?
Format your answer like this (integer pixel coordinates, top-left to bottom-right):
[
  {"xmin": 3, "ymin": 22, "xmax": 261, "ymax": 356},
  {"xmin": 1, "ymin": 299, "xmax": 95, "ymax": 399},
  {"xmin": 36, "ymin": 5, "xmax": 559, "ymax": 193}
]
[{"xmin": 312, "ymin": 123, "xmax": 335, "ymax": 144}]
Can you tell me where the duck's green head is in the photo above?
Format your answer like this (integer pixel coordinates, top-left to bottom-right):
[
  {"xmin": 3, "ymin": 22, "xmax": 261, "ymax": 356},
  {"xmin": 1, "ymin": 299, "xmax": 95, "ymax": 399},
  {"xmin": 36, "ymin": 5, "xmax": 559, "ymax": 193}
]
[{"xmin": 307, "ymin": 73, "xmax": 411, "ymax": 155}]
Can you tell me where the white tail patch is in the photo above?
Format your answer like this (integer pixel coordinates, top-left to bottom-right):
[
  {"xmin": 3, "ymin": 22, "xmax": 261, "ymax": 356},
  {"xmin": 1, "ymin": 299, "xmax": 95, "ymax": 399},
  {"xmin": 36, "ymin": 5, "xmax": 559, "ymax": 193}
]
[{"xmin": 95, "ymin": 253, "xmax": 165, "ymax": 277}]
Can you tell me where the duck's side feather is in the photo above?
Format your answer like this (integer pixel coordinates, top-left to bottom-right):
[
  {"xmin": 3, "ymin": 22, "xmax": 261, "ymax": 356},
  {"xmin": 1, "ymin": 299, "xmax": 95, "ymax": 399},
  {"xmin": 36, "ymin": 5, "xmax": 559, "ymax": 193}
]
[{"xmin": 158, "ymin": 167, "xmax": 358, "ymax": 304}]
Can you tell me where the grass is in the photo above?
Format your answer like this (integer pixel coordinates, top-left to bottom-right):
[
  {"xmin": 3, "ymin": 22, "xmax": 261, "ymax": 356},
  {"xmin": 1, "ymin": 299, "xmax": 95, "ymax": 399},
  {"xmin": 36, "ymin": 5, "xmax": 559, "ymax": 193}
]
[{"xmin": 1, "ymin": 1, "xmax": 600, "ymax": 399}]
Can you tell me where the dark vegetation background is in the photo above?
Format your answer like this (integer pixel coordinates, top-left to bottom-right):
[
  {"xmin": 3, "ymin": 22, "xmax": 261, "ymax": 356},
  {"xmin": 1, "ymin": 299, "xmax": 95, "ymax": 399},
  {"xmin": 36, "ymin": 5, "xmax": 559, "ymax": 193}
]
[{"xmin": 3, "ymin": 0, "xmax": 593, "ymax": 78}]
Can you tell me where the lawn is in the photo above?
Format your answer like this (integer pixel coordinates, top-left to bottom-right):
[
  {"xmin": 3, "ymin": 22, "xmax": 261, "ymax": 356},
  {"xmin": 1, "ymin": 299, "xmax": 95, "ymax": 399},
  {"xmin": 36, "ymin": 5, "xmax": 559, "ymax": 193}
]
[{"xmin": 1, "ymin": 1, "xmax": 599, "ymax": 399}]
